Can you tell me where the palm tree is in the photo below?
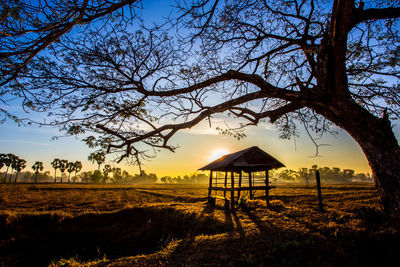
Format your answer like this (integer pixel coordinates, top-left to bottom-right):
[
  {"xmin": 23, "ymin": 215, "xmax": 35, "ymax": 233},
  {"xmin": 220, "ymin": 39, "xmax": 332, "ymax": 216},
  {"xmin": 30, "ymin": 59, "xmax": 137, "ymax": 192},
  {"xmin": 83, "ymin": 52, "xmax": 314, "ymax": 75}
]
[
  {"xmin": 51, "ymin": 158, "xmax": 61, "ymax": 183},
  {"xmin": 32, "ymin": 161, "xmax": 44, "ymax": 183},
  {"xmin": 1, "ymin": 154, "xmax": 12, "ymax": 183},
  {"xmin": 14, "ymin": 158, "xmax": 26, "ymax": 183},
  {"xmin": 0, "ymin": 154, "xmax": 4, "ymax": 168},
  {"xmin": 59, "ymin": 159, "xmax": 68, "ymax": 183},
  {"xmin": 66, "ymin": 162, "xmax": 75, "ymax": 183},
  {"xmin": 0, "ymin": 154, "xmax": 5, "ymax": 182},
  {"xmin": 73, "ymin": 161, "xmax": 82, "ymax": 183},
  {"xmin": 8, "ymin": 154, "xmax": 18, "ymax": 183},
  {"xmin": 88, "ymin": 151, "xmax": 105, "ymax": 170}
]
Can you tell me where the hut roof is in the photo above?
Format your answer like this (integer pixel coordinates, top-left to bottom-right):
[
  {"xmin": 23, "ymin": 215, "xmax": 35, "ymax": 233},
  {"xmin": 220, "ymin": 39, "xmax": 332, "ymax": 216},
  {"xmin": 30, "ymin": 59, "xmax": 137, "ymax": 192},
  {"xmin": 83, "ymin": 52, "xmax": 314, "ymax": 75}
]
[{"xmin": 199, "ymin": 146, "xmax": 285, "ymax": 172}]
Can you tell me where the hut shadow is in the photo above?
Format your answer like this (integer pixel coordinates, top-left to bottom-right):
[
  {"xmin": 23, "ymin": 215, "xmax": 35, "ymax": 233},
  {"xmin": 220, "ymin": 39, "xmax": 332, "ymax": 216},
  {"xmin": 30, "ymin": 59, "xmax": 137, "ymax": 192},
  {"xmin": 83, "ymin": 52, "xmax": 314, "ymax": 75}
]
[
  {"xmin": 241, "ymin": 207, "xmax": 272, "ymax": 234},
  {"xmin": 200, "ymin": 204, "xmax": 245, "ymax": 238},
  {"xmin": 222, "ymin": 209, "xmax": 245, "ymax": 238},
  {"xmin": 200, "ymin": 203, "xmax": 216, "ymax": 215},
  {"xmin": 231, "ymin": 211, "xmax": 245, "ymax": 238}
]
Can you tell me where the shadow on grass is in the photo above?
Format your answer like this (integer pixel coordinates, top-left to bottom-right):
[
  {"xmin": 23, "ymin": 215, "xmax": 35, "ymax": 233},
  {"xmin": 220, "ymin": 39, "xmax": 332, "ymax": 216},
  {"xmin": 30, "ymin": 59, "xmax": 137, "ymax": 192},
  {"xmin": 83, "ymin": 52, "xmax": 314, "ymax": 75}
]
[
  {"xmin": 135, "ymin": 190, "xmax": 208, "ymax": 203},
  {"xmin": 0, "ymin": 207, "xmax": 231, "ymax": 266}
]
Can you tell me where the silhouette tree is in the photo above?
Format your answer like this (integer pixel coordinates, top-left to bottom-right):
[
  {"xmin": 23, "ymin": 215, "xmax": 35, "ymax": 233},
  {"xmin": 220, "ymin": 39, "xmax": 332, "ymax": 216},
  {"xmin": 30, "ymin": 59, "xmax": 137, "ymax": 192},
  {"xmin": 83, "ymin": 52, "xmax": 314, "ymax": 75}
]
[
  {"xmin": 73, "ymin": 161, "xmax": 82, "ymax": 183},
  {"xmin": 0, "ymin": 0, "xmax": 140, "ymax": 123},
  {"xmin": 66, "ymin": 162, "xmax": 76, "ymax": 183},
  {"xmin": 0, "ymin": 154, "xmax": 6, "ymax": 182},
  {"xmin": 88, "ymin": 151, "xmax": 105, "ymax": 170},
  {"xmin": 112, "ymin": 167, "xmax": 122, "ymax": 183},
  {"xmin": 31, "ymin": 161, "xmax": 44, "ymax": 183},
  {"xmin": 7, "ymin": 0, "xmax": 400, "ymax": 214},
  {"xmin": 342, "ymin": 169, "xmax": 355, "ymax": 181},
  {"xmin": 14, "ymin": 158, "xmax": 26, "ymax": 183},
  {"xmin": 90, "ymin": 170, "xmax": 103, "ymax": 183},
  {"xmin": 103, "ymin": 164, "xmax": 113, "ymax": 183},
  {"xmin": 122, "ymin": 170, "xmax": 131, "ymax": 182},
  {"xmin": 279, "ymin": 169, "xmax": 299, "ymax": 181},
  {"xmin": 298, "ymin": 168, "xmax": 310, "ymax": 186},
  {"xmin": 59, "ymin": 160, "xmax": 68, "ymax": 183},
  {"xmin": 51, "ymin": 158, "xmax": 61, "ymax": 183},
  {"xmin": 1, "ymin": 154, "xmax": 12, "ymax": 183},
  {"xmin": 0, "ymin": 155, "xmax": 4, "ymax": 170},
  {"xmin": 8, "ymin": 154, "xmax": 18, "ymax": 183}
]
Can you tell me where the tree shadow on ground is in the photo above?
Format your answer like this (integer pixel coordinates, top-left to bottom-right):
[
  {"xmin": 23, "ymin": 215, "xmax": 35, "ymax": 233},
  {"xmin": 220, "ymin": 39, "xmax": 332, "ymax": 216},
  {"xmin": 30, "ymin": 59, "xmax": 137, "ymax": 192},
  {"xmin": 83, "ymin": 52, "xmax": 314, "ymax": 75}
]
[{"xmin": 0, "ymin": 207, "xmax": 230, "ymax": 266}]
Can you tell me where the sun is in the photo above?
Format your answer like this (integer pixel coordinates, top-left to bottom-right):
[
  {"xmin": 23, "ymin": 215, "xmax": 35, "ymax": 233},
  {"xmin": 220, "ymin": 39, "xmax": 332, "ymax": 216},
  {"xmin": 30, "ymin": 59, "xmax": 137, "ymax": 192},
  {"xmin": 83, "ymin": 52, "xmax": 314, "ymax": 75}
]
[{"xmin": 209, "ymin": 148, "xmax": 230, "ymax": 162}]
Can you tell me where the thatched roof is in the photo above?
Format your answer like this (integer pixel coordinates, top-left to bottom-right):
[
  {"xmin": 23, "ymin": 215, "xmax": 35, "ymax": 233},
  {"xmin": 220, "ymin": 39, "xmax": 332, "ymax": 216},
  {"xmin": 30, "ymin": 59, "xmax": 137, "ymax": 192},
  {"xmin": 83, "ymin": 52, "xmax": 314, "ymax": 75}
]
[{"xmin": 199, "ymin": 146, "xmax": 285, "ymax": 172}]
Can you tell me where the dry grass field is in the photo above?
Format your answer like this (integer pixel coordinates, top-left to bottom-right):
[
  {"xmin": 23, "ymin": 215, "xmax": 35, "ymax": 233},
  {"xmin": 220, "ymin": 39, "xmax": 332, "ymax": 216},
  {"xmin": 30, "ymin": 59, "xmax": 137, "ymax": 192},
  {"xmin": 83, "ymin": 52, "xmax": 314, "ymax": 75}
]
[{"xmin": 0, "ymin": 183, "xmax": 399, "ymax": 266}]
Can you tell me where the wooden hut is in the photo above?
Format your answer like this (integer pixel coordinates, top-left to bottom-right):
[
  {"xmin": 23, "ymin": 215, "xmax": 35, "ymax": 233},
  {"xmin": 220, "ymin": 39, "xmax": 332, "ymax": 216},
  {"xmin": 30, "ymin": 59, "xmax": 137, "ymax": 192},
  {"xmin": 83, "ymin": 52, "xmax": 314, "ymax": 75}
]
[{"xmin": 199, "ymin": 146, "xmax": 285, "ymax": 209}]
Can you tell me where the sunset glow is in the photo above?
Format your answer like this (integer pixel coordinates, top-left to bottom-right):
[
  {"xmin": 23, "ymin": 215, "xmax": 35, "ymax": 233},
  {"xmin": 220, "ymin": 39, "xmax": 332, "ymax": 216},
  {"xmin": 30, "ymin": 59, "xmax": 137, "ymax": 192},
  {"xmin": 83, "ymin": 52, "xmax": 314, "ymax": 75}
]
[{"xmin": 208, "ymin": 148, "xmax": 230, "ymax": 162}]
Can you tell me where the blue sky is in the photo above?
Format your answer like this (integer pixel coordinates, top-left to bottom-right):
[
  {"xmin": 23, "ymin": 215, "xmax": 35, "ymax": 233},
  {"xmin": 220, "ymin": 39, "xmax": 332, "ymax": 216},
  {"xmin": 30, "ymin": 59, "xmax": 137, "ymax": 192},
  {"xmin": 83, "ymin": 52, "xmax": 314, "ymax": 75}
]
[{"xmin": 0, "ymin": 0, "xmax": 395, "ymax": 176}]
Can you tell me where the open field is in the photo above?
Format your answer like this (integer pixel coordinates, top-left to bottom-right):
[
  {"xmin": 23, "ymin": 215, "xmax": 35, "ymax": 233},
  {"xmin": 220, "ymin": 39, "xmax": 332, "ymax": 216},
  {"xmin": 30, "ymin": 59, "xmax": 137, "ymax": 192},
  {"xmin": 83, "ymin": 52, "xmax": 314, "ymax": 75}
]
[{"xmin": 1, "ymin": 183, "xmax": 399, "ymax": 266}]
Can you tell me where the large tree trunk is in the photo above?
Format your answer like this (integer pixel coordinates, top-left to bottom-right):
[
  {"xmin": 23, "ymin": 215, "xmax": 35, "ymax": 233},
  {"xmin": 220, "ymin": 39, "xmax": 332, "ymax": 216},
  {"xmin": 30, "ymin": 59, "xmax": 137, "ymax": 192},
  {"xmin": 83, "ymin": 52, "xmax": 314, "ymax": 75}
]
[
  {"xmin": 317, "ymin": 100, "xmax": 400, "ymax": 215},
  {"xmin": 309, "ymin": 0, "xmax": 400, "ymax": 214},
  {"xmin": 348, "ymin": 116, "xmax": 400, "ymax": 215}
]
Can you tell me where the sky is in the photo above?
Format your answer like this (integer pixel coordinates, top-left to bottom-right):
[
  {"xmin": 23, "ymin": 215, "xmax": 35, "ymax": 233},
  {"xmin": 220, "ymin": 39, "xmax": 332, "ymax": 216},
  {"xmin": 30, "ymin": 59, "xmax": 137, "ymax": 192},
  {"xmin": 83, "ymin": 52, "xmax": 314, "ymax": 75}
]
[
  {"xmin": 0, "ymin": 114, "xmax": 378, "ymax": 176},
  {"xmin": 0, "ymin": 0, "xmax": 394, "ymax": 177}
]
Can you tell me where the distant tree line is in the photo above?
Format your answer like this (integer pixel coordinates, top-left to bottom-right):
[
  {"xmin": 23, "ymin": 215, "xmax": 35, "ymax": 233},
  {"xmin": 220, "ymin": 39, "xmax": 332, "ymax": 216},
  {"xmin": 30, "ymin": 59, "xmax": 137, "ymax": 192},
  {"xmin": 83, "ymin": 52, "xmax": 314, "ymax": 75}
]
[
  {"xmin": 0, "ymin": 152, "xmax": 162, "ymax": 184},
  {"xmin": 277, "ymin": 165, "xmax": 372, "ymax": 184},
  {"xmin": 1, "ymin": 152, "xmax": 371, "ymax": 184},
  {"xmin": 79, "ymin": 167, "xmax": 157, "ymax": 184},
  {"xmin": 0, "ymin": 150, "xmax": 212, "ymax": 184},
  {"xmin": 159, "ymin": 173, "xmax": 209, "ymax": 184}
]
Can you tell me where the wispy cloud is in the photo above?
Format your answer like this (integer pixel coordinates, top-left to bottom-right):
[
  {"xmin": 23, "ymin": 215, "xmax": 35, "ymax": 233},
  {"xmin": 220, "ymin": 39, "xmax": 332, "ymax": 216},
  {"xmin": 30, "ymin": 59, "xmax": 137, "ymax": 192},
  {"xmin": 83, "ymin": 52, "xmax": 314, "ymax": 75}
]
[
  {"xmin": 0, "ymin": 139, "xmax": 50, "ymax": 146},
  {"xmin": 184, "ymin": 126, "xmax": 219, "ymax": 136}
]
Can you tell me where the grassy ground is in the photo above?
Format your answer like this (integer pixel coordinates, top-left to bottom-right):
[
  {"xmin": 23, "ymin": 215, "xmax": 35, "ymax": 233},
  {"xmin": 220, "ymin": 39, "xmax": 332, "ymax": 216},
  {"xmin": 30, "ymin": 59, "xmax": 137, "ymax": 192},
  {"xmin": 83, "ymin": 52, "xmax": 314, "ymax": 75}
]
[{"xmin": 0, "ymin": 183, "xmax": 399, "ymax": 266}]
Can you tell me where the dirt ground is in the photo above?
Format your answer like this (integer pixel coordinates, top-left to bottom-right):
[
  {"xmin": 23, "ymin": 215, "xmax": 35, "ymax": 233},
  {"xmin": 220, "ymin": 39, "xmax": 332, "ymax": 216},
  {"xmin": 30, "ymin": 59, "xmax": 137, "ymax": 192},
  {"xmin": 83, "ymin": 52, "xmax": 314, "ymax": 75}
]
[{"xmin": 0, "ymin": 183, "xmax": 399, "ymax": 266}]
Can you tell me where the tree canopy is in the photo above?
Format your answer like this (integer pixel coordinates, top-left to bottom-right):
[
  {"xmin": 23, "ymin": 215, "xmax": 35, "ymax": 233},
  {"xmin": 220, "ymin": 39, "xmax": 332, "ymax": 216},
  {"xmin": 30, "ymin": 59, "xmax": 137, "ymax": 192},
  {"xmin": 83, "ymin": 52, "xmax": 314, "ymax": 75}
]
[
  {"xmin": 0, "ymin": 0, "xmax": 140, "ymax": 122},
  {"xmin": 2, "ymin": 0, "xmax": 400, "ymax": 213}
]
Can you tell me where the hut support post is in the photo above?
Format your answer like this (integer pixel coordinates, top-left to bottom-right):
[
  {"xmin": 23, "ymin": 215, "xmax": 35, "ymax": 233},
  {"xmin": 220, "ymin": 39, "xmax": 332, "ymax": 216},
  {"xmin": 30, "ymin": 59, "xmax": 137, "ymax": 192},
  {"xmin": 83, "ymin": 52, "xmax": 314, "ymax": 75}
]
[
  {"xmin": 237, "ymin": 171, "xmax": 242, "ymax": 200},
  {"xmin": 231, "ymin": 171, "xmax": 235, "ymax": 210},
  {"xmin": 265, "ymin": 170, "xmax": 270, "ymax": 207},
  {"xmin": 208, "ymin": 171, "xmax": 213, "ymax": 203},
  {"xmin": 223, "ymin": 171, "xmax": 227, "ymax": 198},
  {"xmin": 248, "ymin": 172, "xmax": 253, "ymax": 199}
]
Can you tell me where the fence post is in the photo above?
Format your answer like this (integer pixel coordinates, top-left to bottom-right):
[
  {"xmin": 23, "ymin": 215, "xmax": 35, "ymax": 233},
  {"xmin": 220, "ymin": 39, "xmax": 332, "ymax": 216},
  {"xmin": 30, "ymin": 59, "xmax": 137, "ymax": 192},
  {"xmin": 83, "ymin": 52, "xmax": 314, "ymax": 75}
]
[{"xmin": 315, "ymin": 170, "xmax": 324, "ymax": 211}]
